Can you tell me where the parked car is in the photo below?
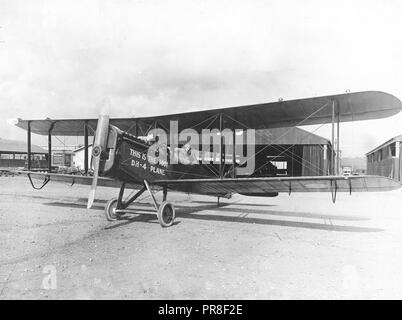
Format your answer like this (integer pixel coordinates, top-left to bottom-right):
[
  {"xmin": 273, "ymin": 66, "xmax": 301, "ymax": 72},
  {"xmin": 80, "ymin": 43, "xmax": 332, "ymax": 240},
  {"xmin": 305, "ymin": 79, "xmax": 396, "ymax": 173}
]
[{"xmin": 342, "ymin": 167, "xmax": 352, "ymax": 176}]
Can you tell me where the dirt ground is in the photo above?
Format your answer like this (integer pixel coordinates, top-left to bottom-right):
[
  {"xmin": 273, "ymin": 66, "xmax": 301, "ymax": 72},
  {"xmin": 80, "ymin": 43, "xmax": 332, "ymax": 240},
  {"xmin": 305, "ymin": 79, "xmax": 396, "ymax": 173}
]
[{"xmin": 1, "ymin": 175, "xmax": 402, "ymax": 299}]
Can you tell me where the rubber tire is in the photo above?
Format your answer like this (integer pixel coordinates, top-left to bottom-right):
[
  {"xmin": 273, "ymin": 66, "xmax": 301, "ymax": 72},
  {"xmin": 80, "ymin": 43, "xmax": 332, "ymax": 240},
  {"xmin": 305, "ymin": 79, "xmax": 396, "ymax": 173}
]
[
  {"xmin": 157, "ymin": 201, "xmax": 175, "ymax": 227},
  {"xmin": 105, "ymin": 198, "xmax": 119, "ymax": 221}
]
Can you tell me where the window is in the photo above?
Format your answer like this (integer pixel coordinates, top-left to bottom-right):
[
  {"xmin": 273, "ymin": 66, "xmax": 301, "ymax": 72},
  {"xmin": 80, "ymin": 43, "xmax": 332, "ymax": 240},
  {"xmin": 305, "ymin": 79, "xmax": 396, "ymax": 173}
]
[
  {"xmin": 64, "ymin": 154, "xmax": 72, "ymax": 167},
  {"xmin": 14, "ymin": 154, "xmax": 25, "ymax": 160},
  {"xmin": 390, "ymin": 142, "xmax": 396, "ymax": 157},
  {"xmin": 271, "ymin": 161, "xmax": 288, "ymax": 170},
  {"xmin": 53, "ymin": 154, "xmax": 64, "ymax": 166}
]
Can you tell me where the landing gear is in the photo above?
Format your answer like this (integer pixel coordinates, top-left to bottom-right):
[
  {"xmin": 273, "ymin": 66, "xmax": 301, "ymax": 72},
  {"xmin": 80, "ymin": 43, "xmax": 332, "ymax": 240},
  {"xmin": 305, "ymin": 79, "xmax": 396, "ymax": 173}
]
[
  {"xmin": 105, "ymin": 181, "xmax": 175, "ymax": 227},
  {"xmin": 105, "ymin": 198, "xmax": 119, "ymax": 221},
  {"xmin": 157, "ymin": 201, "xmax": 176, "ymax": 227}
]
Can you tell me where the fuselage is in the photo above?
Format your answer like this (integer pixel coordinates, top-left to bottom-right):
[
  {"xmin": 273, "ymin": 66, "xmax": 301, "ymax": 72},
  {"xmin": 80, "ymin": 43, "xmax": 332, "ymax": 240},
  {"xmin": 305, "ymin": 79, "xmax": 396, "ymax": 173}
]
[{"xmin": 101, "ymin": 125, "xmax": 217, "ymax": 184}]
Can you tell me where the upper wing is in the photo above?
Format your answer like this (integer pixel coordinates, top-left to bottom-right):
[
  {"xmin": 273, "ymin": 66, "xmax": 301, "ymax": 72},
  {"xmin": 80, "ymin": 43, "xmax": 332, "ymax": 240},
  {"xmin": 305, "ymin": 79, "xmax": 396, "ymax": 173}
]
[
  {"xmin": 154, "ymin": 175, "xmax": 401, "ymax": 195},
  {"xmin": 10, "ymin": 91, "xmax": 402, "ymax": 136}
]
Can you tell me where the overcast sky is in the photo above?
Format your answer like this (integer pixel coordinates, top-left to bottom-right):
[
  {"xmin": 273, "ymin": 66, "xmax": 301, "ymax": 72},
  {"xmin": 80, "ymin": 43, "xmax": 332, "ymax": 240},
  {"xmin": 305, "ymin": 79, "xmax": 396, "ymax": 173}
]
[{"xmin": 1, "ymin": 0, "xmax": 402, "ymax": 156}]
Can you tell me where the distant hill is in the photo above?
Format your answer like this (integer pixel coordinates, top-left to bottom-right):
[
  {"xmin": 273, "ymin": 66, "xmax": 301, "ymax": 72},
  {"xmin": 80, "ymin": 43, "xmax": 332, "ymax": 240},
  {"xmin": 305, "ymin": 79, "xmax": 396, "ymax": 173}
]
[
  {"xmin": 341, "ymin": 157, "xmax": 366, "ymax": 171},
  {"xmin": 0, "ymin": 138, "xmax": 46, "ymax": 154}
]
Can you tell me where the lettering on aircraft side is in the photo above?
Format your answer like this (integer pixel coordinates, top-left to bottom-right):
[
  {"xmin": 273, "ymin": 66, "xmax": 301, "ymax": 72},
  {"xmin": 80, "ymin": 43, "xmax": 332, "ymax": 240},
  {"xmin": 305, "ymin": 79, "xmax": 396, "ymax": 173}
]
[{"xmin": 127, "ymin": 148, "xmax": 166, "ymax": 176}]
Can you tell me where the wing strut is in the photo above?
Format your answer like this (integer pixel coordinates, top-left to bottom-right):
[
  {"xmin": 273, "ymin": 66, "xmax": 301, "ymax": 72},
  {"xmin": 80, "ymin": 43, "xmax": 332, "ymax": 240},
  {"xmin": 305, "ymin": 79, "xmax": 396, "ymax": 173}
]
[
  {"xmin": 47, "ymin": 122, "xmax": 55, "ymax": 173},
  {"xmin": 349, "ymin": 179, "xmax": 352, "ymax": 195},
  {"xmin": 84, "ymin": 121, "xmax": 89, "ymax": 174},
  {"xmin": 336, "ymin": 101, "xmax": 340, "ymax": 175},
  {"xmin": 27, "ymin": 121, "xmax": 31, "ymax": 170},
  {"xmin": 331, "ymin": 179, "xmax": 338, "ymax": 203},
  {"xmin": 331, "ymin": 100, "xmax": 335, "ymax": 174},
  {"xmin": 331, "ymin": 98, "xmax": 341, "ymax": 175}
]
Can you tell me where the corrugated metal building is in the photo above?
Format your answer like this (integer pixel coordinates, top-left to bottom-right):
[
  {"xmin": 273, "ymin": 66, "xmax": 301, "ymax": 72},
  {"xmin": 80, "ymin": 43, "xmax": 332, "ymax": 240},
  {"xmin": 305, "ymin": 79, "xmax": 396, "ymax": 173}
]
[
  {"xmin": 189, "ymin": 126, "xmax": 334, "ymax": 177},
  {"xmin": 0, "ymin": 138, "xmax": 47, "ymax": 169},
  {"xmin": 366, "ymin": 135, "xmax": 402, "ymax": 181}
]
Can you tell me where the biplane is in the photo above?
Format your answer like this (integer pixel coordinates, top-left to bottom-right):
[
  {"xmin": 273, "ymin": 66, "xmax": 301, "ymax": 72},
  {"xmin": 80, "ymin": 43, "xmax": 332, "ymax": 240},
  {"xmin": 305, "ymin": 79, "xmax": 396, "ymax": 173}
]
[{"xmin": 9, "ymin": 91, "xmax": 402, "ymax": 227}]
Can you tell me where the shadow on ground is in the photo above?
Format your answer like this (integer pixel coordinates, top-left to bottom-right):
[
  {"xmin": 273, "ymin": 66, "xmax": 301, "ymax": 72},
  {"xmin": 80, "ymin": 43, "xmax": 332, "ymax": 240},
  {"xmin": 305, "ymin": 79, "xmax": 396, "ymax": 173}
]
[{"xmin": 43, "ymin": 200, "xmax": 382, "ymax": 233}]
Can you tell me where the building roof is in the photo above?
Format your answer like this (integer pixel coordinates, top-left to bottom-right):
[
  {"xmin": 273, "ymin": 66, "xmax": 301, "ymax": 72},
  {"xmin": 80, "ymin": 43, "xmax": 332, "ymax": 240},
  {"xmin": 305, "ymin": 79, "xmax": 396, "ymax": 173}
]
[
  {"xmin": 0, "ymin": 138, "xmax": 46, "ymax": 154},
  {"xmin": 366, "ymin": 134, "xmax": 402, "ymax": 155},
  {"xmin": 254, "ymin": 127, "xmax": 332, "ymax": 146}
]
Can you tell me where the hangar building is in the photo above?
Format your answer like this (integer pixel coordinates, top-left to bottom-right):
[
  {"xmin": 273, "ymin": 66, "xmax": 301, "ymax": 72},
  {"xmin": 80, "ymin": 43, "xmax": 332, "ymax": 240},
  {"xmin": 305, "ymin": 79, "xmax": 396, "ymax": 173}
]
[
  {"xmin": 366, "ymin": 135, "xmax": 402, "ymax": 181},
  {"xmin": 250, "ymin": 127, "xmax": 334, "ymax": 177},
  {"xmin": 0, "ymin": 138, "xmax": 47, "ymax": 169}
]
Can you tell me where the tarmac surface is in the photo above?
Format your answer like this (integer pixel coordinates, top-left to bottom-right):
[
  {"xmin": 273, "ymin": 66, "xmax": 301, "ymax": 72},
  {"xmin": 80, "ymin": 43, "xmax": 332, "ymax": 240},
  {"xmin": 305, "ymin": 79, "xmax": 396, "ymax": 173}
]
[{"xmin": 1, "ymin": 175, "xmax": 402, "ymax": 299}]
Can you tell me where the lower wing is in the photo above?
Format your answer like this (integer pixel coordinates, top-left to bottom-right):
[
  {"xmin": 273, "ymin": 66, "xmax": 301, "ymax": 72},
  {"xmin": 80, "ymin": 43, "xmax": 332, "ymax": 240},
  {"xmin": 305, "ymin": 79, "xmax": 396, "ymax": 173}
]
[
  {"xmin": 12, "ymin": 170, "xmax": 401, "ymax": 195},
  {"xmin": 12, "ymin": 170, "xmax": 143, "ymax": 190},
  {"xmin": 154, "ymin": 175, "xmax": 401, "ymax": 195}
]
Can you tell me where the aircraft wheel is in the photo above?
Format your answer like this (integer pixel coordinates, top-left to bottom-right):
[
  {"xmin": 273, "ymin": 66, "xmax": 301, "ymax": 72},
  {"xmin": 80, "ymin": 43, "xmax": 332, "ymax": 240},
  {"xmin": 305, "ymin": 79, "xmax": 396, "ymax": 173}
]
[
  {"xmin": 157, "ymin": 201, "xmax": 175, "ymax": 227},
  {"xmin": 105, "ymin": 198, "xmax": 120, "ymax": 221}
]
